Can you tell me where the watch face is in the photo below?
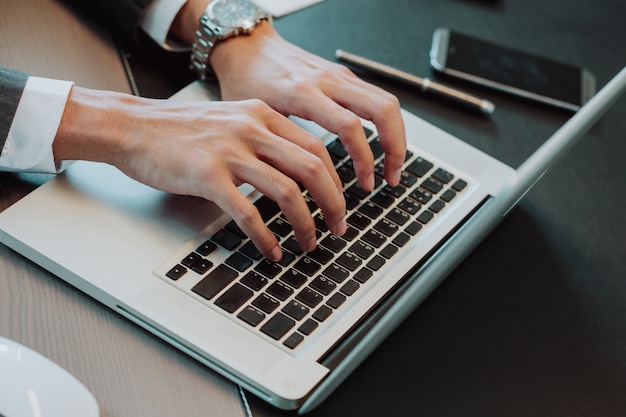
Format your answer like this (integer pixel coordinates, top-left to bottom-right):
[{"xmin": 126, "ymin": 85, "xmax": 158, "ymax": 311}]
[{"xmin": 208, "ymin": 0, "xmax": 258, "ymax": 28}]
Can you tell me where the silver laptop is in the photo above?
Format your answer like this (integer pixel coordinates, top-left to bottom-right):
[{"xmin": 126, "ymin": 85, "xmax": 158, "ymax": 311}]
[{"xmin": 1, "ymin": 67, "xmax": 624, "ymax": 413}]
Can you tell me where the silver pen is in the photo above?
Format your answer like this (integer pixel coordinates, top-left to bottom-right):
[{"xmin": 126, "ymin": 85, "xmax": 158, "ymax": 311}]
[{"xmin": 336, "ymin": 49, "xmax": 495, "ymax": 115}]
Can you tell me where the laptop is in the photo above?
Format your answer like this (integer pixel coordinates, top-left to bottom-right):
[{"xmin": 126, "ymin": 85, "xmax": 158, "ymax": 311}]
[{"xmin": 1, "ymin": 67, "xmax": 624, "ymax": 413}]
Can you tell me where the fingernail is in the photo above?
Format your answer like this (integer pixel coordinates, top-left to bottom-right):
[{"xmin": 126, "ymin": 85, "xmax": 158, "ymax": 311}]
[
  {"xmin": 269, "ymin": 245, "xmax": 283, "ymax": 262},
  {"xmin": 305, "ymin": 236, "xmax": 317, "ymax": 253},
  {"xmin": 366, "ymin": 173, "xmax": 375, "ymax": 190},
  {"xmin": 333, "ymin": 216, "xmax": 347, "ymax": 236}
]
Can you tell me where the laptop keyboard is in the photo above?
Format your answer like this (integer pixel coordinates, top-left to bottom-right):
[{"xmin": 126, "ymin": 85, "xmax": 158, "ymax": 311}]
[{"xmin": 161, "ymin": 127, "xmax": 468, "ymax": 350}]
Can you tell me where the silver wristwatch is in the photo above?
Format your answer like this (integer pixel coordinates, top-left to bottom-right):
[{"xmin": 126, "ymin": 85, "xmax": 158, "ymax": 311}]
[{"xmin": 190, "ymin": 0, "xmax": 271, "ymax": 80}]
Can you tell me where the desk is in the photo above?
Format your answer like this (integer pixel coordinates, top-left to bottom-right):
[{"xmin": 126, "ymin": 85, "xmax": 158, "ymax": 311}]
[{"xmin": 2, "ymin": 0, "xmax": 626, "ymax": 416}]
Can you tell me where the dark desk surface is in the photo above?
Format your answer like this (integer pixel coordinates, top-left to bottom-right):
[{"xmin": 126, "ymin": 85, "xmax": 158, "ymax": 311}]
[{"xmin": 3, "ymin": 0, "xmax": 626, "ymax": 416}]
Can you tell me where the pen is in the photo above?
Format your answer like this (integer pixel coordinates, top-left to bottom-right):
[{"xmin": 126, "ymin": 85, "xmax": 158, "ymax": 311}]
[{"xmin": 335, "ymin": 49, "xmax": 495, "ymax": 115}]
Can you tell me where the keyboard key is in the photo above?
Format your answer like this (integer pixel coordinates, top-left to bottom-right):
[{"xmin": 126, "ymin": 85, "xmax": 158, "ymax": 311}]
[
  {"xmin": 362, "ymin": 229, "xmax": 387, "ymax": 248},
  {"xmin": 254, "ymin": 195, "xmax": 281, "ymax": 222},
  {"xmin": 312, "ymin": 305, "xmax": 333, "ymax": 322},
  {"xmin": 239, "ymin": 241, "xmax": 263, "ymax": 260},
  {"xmin": 166, "ymin": 264, "xmax": 187, "ymax": 281},
  {"xmin": 327, "ymin": 138, "xmax": 348, "ymax": 160},
  {"xmin": 268, "ymin": 217, "xmax": 292, "ymax": 237},
  {"xmin": 432, "ymin": 167, "xmax": 454, "ymax": 184},
  {"xmin": 371, "ymin": 190, "xmax": 395, "ymax": 209},
  {"xmin": 358, "ymin": 201, "xmax": 384, "ymax": 219},
  {"xmin": 181, "ymin": 252, "xmax": 202, "ymax": 268},
  {"xmin": 191, "ymin": 258, "xmax": 213, "ymax": 275},
  {"xmin": 323, "ymin": 263, "xmax": 350, "ymax": 283},
  {"xmin": 282, "ymin": 300, "xmax": 310, "ymax": 321},
  {"xmin": 421, "ymin": 177, "xmax": 443, "ymax": 194},
  {"xmin": 452, "ymin": 178, "xmax": 468, "ymax": 192},
  {"xmin": 347, "ymin": 212, "xmax": 371, "ymax": 230},
  {"xmin": 440, "ymin": 189, "xmax": 457, "ymax": 202},
  {"xmin": 225, "ymin": 252, "xmax": 253, "ymax": 272},
  {"xmin": 386, "ymin": 208, "xmax": 410, "ymax": 226},
  {"xmin": 255, "ymin": 259, "xmax": 283, "ymax": 278},
  {"xmin": 354, "ymin": 267, "xmax": 373, "ymax": 283},
  {"xmin": 406, "ymin": 157, "xmax": 433, "ymax": 177},
  {"xmin": 320, "ymin": 234, "xmax": 347, "ymax": 253},
  {"xmin": 429, "ymin": 200, "xmax": 446, "ymax": 213},
  {"xmin": 252, "ymin": 293, "xmax": 280, "ymax": 313},
  {"xmin": 308, "ymin": 246, "xmax": 334, "ymax": 265},
  {"xmin": 327, "ymin": 293, "xmax": 347, "ymax": 309},
  {"xmin": 336, "ymin": 251, "xmax": 362, "ymax": 271},
  {"xmin": 281, "ymin": 235, "xmax": 303, "ymax": 255},
  {"xmin": 280, "ymin": 268, "xmax": 308, "ymax": 289},
  {"xmin": 192, "ymin": 264, "xmax": 238, "ymax": 300},
  {"xmin": 398, "ymin": 198, "xmax": 421, "ymax": 215},
  {"xmin": 196, "ymin": 240, "xmax": 217, "ymax": 256},
  {"xmin": 298, "ymin": 319, "xmax": 319, "ymax": 335},
  {"xmin": 294, "ymin": 257, "xmax": 322, "ymax": 276},
  {"xmin": 261, "ymin": 313, "xmax": 295, "ymax": 340},
  {"xmin": 237, "ymin": 306, "xmax": 265, "ymax": 327},
  {"xmin": 392, "ymin": 232, "xmax": 411, "ymax": 247},
  {"xmin": 267, "ymin": 281, "xmax": 294, "ymax": 301},
  {"xmin": 296, "ymin": 287, "xmax": 324, "ymax": 308},
  {"xmin": 283, "ymin": 332, "xmax": 304, "ymax": 349},
  {"xmin": 410, "ymin": 188, "xmax": 433, "ymax": 204},
  {"xmin": 417, "ymin": 210, "xmax": 434, "ymax": 225},
  {"xmin": 380, "ymin": 243, "xmax": 399, "ymax": 259},
  {"xmin": 404, "ymin": 221, "xmax": 423, "ymax": 235},
  {"xmin": 340, "ymin": 279, "xmax": 360, "ymax": 296},
  {"xmin": 374, "ymin": 218, "xmax": 399, "ymax": 237},
  {"xmin": 310, "ymin": 276, "xmax": 337, "ymax": 296},
  {"xmin": 350, "ymin": 240, "xmax": 375, "ymax": 259},
  {"xmin": 215, "ymin": 283, "xmax": 253, "ymax": 313},
  {"xmin": 367, "ymin": 255, "xmax": 385, "ymax": 271},
  {"xmin": 240, "ymin": 271, "xmax": 268, "ymax": 291},
  {"xmin": 399, "ymin": 170, "xmax": 418, "ymax": 188},
  {"xmin": 211, "ymin": 228, "xmax": 242, "ymax": 251}
]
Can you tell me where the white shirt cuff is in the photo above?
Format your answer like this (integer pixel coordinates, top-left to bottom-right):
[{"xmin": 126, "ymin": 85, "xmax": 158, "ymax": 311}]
[
  {"xmin": 0, "ymin": 76, "xmax": 74, "ymax": 173},
  {"xmin": 140, "ymin": 0, "xmax": 191, "ymax": 51}
]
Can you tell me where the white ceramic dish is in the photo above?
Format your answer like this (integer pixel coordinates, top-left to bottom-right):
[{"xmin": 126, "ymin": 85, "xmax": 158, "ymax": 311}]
[{"xmin": 0, "ymin": 336, "xmax": 99, "ymax": 417}]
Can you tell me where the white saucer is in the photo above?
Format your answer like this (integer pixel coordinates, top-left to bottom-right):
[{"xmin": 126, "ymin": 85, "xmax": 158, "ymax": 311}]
[{"xmin": 0, "ymin": 336, "xmax": 99, "ymax": 417}]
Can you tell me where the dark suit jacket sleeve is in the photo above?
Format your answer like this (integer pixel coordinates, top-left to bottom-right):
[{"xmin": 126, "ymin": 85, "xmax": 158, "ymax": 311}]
[
  {"xmin": 61, "ymin": 0, "xmax": 154, "ymax": 45},
  {"xmin": 0, "ymin": 66, "xmax": 29, "ymax": 152}
]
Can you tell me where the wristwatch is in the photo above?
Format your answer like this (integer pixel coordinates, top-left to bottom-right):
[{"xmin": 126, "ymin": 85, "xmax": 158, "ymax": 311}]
[{"xmin": 190, "ymin": 0, "xmax": 271, "ymax": 80}]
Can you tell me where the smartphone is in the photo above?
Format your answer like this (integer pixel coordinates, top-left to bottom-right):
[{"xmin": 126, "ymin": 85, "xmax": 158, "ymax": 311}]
[{"xmin": 429, "ymin": 28, "xmax": 596, "ymax": 111}]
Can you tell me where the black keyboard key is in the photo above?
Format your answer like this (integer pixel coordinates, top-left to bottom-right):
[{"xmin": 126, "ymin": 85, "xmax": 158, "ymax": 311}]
[
  {"xmin": 255, "ymin": 259, "xmax": 283, "ymax": 278},
  {"xmin": 308, "ymin": 246, "xmax": 334, "ymax": 265},
  {"xmin": 421, "ymin": 177, "xmax": 443, "ymax": 194},
  {"xmin": 327, "ymin": 138, "xmax": 348, "ymax": 160},
  {"xmin": 432, "ymin": 168, "xmax": 454, "ymax": 184},
  {"xmin": 399, "ymin": 170, "xmax": 418, "ymax": 188},
  {"xmin": 237, "ymin": 306, "xmax": 265, "ymax": 327},
  {"xmin": 440, "ymin": 189, "xmax": 457, "ymax": 202},
  {"xmin": 398, "ymin": 198, "xmax": 421, "ymax": 215},
  {"xmin": 405, "ymin": 221, "xmax": 423, "ymax": 235},
  {"xmin": 212, "ymin": 228, "xmax": 242, "ymax": 251},
  {"xmin": 280, "ymin": 268, "xmax": 308, "ymax": 289},
  {"xmin": 261, "ymin": 313, "xmax": 295, "ymax": 340},
  {"xmin": 392, "ymin": 232, "xmax": 411, "ymax": 247},
  {"xmin": 354, "ymin": 267, "xmax": 373, "ymax": 283},
  {"xmin": 192, "ymin": 264, "xmax": 238, "ymax": 300},
  {"xmin": 386, "ymin": 208, "xmax": 410, "ymax": 226},
  {"xmin": 410, "ymin": 188, "xmax": 433, "ymax": 204},
  {"xmin": 340, "ymin": 279, "xmax": 360, "ymax": 296},
  {"xmin": 282, "ymin": 300, "xmax": 310, "ymax": 321},
  {"xmin": 367, "ymin": 255, "xmax": 386, "ymax": 271},
  {"xmin": 181, "ymin": 252, "xmax": 202, "ymax": 268},
  {"xmin": 252, "ymin": 293, "xmax": 280, "ymax": 313},
  {"xmin": 268, "ymin": 217, "xmax": 292, "ymax": 237},
  {"xmin": 166, "ymin": 264, "xmax": 187, "ymax": 281},
  {"xmin": 255, "ymin": 195, "xmax": 281, "ymax": 222},
  {"xmin": 323, "ymin": 263, "xmax": 350, "ymax": 283},
  {"xmin": 417, "ymin": 210, "xmax": 434, "ymax": 224},
  {"xmin": 296, "ymin": 287, "xmax": 324, "ymax": 308},
  {"xmin": 347, "ymin": 211, "xmax": 371, "ymax": 230},
  {"xmin": 239, "ymin": 241, "xmax": 263, "ymax": 260},
  {"xmin": 383, "ymin": 184, "xmax": 406, "ymax": 199},
  {"xmin": 361, "ymin": 229, "xmax": 387, "ymax": 248},
  {"xmin": 374, "ymin": 218, "xmax": 399, "ymax": 237},
  {"xmin": 196, "ymin": 240, "xmax": 217, "ymax": 256},
  {"xmin": 344, "ymin": 192, "xmax": 360, "ymax": 211},
  {"xmin": 429, "ymin": 200, "xmax": 446, "ymax": 213},
  {"xmin": 347, "ymin": 182, "xmax": 371, "ymax": 200},
  {"xmin": 215, "ymin": 283, "xmax": 253, "ymax": 313},
  {"xmin": 277, "ymin": 250, "xmax": 296, "ymax": 267},
  {"xmin": 266, "ymin": 281, "xmax": 294, "ymax": 301},
  {"xmin": 342, "ymin": 225, "xmax": 360, "ymax": 241},
  {"xmin": 240, "ymin": 271, "xmax": 269, "ymax": 291},
  {"xmin": 320, "ymin": 235, "xmax": 347, "ymax": 253},
  {"xmin": 283, "ymin": 332, "xmax": 304, "ymax": 349},
  {"xmin": 310, "ymin": 276, "xmax": 337, "ymax": 296},
  {"xmin": 380, "ymin": 244, "xmax": 399, "ymax": 259},
  {"xmin": 312, "ymin": 305, "xmax": 333, "ymax": 322},
  {"xmin": 336, "ymin": 251, "xmax": 362, "ymax": 271},
  {"xmin": 282, "ymin": 235, "xmax": 304, "ymax": 255},
  {"xmin": 294, "ymin": 257, "xmax": 322, "ymax": 276},
  {"xmin": 337, "ymin": 164, "xmax": 356, "ymax": 184},
  {"xmin": 191, "ymin": 258, "xmax": 214, "ymax": 275},
  {"xmin": 371, "ymin": 190, "xmax": 395, "ymax": 209},
  {"xmin": 327, "ymin": 293, "xmax": 347, "ymax": 309},
  {"xmin": 350, "ymin": 240, "xmax": 375, "ymax": 259},
  {"xmin": 225, "ymin": 220, "xmax": 246, "ymax": 238},
  {"xmin": 369, "ymin": 138, "xmax": 385, "ymax": 159},
  {"xmin": 298, "ymin": 319, "xmax": 319, "ymax": 335},
  {"xmin": 452, "ymin": 178, "xmax": 468, "ymax": 192},
  {"xmin": 225, "ymin": 252, "xmax": 253, "ymax": 272},
  {"xmin": 313, "ymin": 213, "xmax": 329, "ymax": 233},
  {"xmin": 406, "ymin": 157, "xmax": 433, "ymax": 177},
  {"xmin": 358, "ymin": 201, "xmax": 384, "ymax": 219}
]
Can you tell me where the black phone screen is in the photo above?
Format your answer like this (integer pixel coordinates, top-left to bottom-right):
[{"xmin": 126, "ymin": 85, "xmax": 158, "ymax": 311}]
[{"xmin": 445, "ymin": 31, "xmax": 583, "ymax": 105}]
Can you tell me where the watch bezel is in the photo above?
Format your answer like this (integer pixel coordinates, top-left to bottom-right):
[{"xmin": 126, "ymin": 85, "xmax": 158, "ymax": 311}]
[{"xmin": 206, "ymin": 0, "xmax": 259, "ymax": 30}]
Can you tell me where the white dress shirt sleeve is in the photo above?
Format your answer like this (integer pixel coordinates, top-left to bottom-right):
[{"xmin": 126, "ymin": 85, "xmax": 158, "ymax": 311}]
[
  {"xmin": 141, "ymin": 0, "xmax": 191, "ymax": 51},
  {"xmin": 0, "ymin": 76, "xmax": 74, "ymax": 173}
]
